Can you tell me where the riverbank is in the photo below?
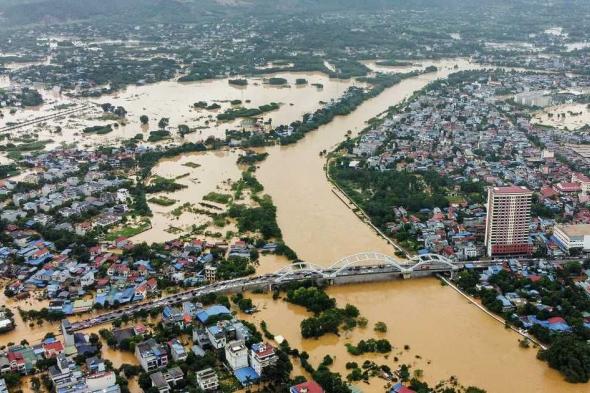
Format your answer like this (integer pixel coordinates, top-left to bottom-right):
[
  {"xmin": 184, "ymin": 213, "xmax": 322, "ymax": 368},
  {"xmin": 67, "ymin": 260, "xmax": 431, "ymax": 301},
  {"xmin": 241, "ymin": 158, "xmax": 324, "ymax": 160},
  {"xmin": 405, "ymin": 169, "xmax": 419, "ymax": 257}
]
[
  {"xmin": 255, "ymin": 59, "xmax": 585, "ymax": 392},
  {"xmin": 437, "ymin": 275, "xmax": 547, "ymax": 350},
  {"xmin": 325, "ymin": 155, "xmax": 408, "ymax": 259}
]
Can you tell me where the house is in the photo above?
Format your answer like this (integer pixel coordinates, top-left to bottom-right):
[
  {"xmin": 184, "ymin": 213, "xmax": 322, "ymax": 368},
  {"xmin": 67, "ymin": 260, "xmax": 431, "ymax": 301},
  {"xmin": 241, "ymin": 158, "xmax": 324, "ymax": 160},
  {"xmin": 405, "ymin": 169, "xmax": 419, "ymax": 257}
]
[
  {"xmin": 390, "ymin": 383, "xmax": 416, "ymax": 393},
  {"xmin": 225, "ymin": 340, "xmax": 248, "ymax": 371},
  {"xmin": 135, "ymin": 339, "xmax": 168, "ymax": 372},
  {"xmin": 249, "ymin": 342, "xmax": 278, "ymax": 376},
  {"xmin": 81, "ymin": 271, "xmax": 95, "ymax": 287},
  {"xmin": 107, "ymin": 263, "xmax": 130, "ymax": 278},
  {"xmin": 206, "ymin": 325, "xmax": 227, "ymax": 349},
  {"xmin": 496, "ymin": 295, "xmax": 515, "ymax": 312},
  {"xmin": 134, "ymin": 278, "xmax": 157, "ymax": 300},
  {"xmin": 86, "ymin": 371, "xmax": 118, "ymax": 392},
  {"xmin": 196, "ymin": 368, "xmax": 219, "ymax": 391},
  {"xmin": 290, "ymin": 380, "xmax": 324, "ymax": 393},
  {"xmin": 86, "ymin": 356, "xmax": 106, "ymax": 374},
  {"xmin": 117, "ymin": 188, "xmax": 131, "ymax": 203},
  {"xmin": 204, "ymin": 265, "xmax": 217, "ymax": 282},
  {"xmin": 48, "ymin": 355, "xmax": 79, "ymax": 389},
  {"xmin": 150, "ymin": 371, "xmax": 170, "ymax": 393},
  {"xmin": 162, "ymin": 306, "xmax": 185, "ymax": 327},
  {"xmin": 196, "ymin": 304, "xmax": 231, "ymax": 324},
  {"xmin": 168, "ymin": 339, "xmax": 187, "ymax": 362},
  {"xmin": 6, "ymin": 351, "xmax": 26, "ymax": 373},
  {"xmin": 75, "ymin": 221, "xmax": 93, "ymax": 236},
  {"xmin": 151, "ymin": 367, "xmax": 184, "ymax": 393},
  {"xmin": 14, "ymin": 346, "xmax": 39, "ymax": 374},
  {"xmin": 42, "ymin": 340, "xmax": 65, "ymax": 358},
  {"xmin": 151, "ymin": 372, "xmax": 171, "ymax": 393}
]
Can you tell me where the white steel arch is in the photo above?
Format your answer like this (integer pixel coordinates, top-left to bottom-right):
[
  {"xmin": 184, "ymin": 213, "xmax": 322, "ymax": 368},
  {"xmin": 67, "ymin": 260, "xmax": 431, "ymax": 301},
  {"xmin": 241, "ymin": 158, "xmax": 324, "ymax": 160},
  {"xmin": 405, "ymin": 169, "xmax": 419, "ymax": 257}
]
[
  {"xmin": 408, "ymin": 253, "xmax": 459, "ymax": 271},
  {"xmin": 273, "ymin": 262, "xmax": 327, "ymax": 282},
  {"xmin": 328, "ymin": 252, "xmax": 408, "ymax": 276}
]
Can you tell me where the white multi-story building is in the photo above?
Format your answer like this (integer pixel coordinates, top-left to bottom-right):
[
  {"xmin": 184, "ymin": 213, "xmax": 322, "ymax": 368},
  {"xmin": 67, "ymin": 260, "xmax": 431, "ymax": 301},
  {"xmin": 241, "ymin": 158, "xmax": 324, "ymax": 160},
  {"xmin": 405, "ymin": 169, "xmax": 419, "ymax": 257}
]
[
  {"xmin": 225, "ymin": 340, "xmax": 248, "ymax": 371},
  {"xmin": 196, "ymin": 368, "xmax": 219, "ymax": 391},
  {"xmin": 553, "ymin": 224, "xmax": 590, "ymax": 252},
  {"xmin": 249, "ymin": 343, "xmax": 278, "ymax": 376},
  {"xmin": 484, "ymin": 186, "xmax": 532, "ymax": 256},
  {"xmin": 168, "ymin": 339, "xmax": 188, "ymax": 362}
]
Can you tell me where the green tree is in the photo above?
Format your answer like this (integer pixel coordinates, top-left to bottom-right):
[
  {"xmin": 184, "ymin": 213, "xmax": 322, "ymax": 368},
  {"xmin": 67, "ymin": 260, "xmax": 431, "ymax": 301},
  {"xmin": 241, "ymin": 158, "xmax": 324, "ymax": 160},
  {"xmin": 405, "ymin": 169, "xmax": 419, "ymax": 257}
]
[
  {"xmin": 374, "ymin": 321, "xmax": 387, "ymax": 333},
  {"xmin": 158, "ymin": 117, "xmax": 169, "ymax": 130},
  {"xmin": 538, "ymin": 336, "xmax": 590, "ymax": 383}
]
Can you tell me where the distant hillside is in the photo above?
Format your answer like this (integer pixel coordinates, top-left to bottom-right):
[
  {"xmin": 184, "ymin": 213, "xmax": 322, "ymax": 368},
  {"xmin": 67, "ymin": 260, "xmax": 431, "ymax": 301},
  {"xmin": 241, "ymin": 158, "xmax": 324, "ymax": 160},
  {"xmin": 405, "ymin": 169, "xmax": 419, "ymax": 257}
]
[
  {"xmin": 0, "ymin": 0, "xmax": 196, "ymax": 26},
  {"xmin": 1, "ymin": 0, "xmax": 589, "ymax": 28},
  {"xmin": 0, "ymin": 0, "xmax": 477, "ymax": 26}
]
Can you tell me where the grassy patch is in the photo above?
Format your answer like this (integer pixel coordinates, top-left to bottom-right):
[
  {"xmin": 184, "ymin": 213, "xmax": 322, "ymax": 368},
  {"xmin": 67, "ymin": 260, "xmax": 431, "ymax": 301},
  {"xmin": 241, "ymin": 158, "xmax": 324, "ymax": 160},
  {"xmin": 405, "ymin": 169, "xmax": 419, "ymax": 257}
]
[
  {"xmin": 203, "ymin": 192, "xmax": 232, "ymax": 204},
  {"xmin": 83, "ymin": 125, "xmax": 113, "ymax": 134},
  {"xmin": 175, "ymin": 172, "xmax": 190, "ymax": 179},
  {"xmin": 105, "ymin": 220, "xmax": 151, "ymax": 241},
  {"xmin": 148, "ymin": 196, "xmax": 177, "ymax": 206}
]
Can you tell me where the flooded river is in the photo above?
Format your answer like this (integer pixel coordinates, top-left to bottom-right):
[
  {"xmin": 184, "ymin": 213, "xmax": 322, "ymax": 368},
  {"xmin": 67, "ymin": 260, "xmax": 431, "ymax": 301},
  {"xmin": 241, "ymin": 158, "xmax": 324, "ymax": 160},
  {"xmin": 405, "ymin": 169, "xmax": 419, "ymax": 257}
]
[
  {"xmin": 242, "ymin": 279, "xmax": 583, "ymax": 393},
  {"xmin": 256, "ymin": 59, "xmax": 481, "ymax": 265},
  {"xmin": 251, "ymin": 59, "xmax": 585, "ymax": 392}
]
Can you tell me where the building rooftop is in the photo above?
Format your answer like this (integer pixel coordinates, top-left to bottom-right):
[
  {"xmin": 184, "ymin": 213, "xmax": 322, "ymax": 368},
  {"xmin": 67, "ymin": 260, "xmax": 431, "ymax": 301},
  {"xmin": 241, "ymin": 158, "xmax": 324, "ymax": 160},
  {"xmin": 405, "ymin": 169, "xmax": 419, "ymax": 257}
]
[
  {"xmin": 290, "ymin": 380, "xmax": 324, "ymax": 393},
  {"xmin": 491, "ymin": 186, "xmax": 532, "ymax": 195},
  {"xmin": 556, "ymin": 223, "xmax": 590, "ymax": 237}
]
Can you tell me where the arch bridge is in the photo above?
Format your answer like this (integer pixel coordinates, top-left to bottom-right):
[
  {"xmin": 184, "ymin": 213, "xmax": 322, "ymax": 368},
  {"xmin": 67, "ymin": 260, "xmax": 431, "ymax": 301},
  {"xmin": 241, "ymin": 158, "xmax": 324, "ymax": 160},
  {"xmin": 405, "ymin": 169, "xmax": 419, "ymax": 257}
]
[{"xmin": 271, "ymin": 251, "xmax": 460, "ymax": 283}]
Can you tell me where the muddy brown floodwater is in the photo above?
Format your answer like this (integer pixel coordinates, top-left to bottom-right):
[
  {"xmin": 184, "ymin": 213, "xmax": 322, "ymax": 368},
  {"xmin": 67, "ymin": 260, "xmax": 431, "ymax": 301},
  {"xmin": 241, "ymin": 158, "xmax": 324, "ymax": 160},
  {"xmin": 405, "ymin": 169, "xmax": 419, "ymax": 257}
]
[
  {"xmin": 256, "ymin": 59, "xmax": 482, "ymax": 265},
  {"xmin": 242, "ymin": 279, "xmax": 585, "ymax": 393},
  {"xmin": 2, "ymin": 60, "xmax": 587, "ymax": 393},
  {"xmin": 533, "ymin": 102, "xmax": 590, "ymax": 130},
  {"xmin": 252, "ymin": 59, "xmax": 586, "ymax": 392}
]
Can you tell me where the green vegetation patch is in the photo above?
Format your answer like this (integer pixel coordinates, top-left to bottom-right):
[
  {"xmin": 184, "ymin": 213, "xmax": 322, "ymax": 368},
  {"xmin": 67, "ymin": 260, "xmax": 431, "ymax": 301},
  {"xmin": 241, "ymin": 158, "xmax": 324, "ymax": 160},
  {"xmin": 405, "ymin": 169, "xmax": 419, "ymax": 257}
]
[
  {"xmin": 83, "ymin": 124, "xmax": 113, "ymax": 134},
  {"xmin": 105, "ymin": 220, "xmax": 151, "ymax": 241},
  {"xmin": 345, "ymin": 338, "xmax": 392, "ymax": 355},
  {"xmin": 203, "ymin": 192, "xmax": 232, "ymax": 204},
  {"xmin": 228, "ymin": 78, "xmax": 248, "ymax": 86},
  {"xmin": 182, "ymin": 161, "xmax": 201, "ymax": 168},
  {"xmin": 145, "ymin": 175, "xmax": 187, "ymax": 193},
  {"xmin": 148, "ymin": 196, "xmax": 177, "ymax": 206},
  {"xmin": 217, "ymin": 102, "xmax": 279, "ymax": 121},
  {"xmin": 147, "ymin": 130, "xmax": 171, "ymax": 142},
  {"xmin": 266, "ymin": 77, "xmax": 288, "ymax": 85}
]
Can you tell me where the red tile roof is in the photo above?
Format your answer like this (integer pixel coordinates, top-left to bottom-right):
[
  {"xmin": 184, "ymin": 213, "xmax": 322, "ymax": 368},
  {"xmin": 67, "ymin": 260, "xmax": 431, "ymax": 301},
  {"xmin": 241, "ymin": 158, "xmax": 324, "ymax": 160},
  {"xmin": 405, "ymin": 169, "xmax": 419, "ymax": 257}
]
[
  {"xmin": 43, "ymin": 341, "xmax": 64, "ymax": 353},
  {"xmin": 547, "ymin": 317, "xmax": 566, "ymax": 324},
  {"xmin": 555, "ymin": 182, "xmax": 581, "ymax": 193},
  {"xmin": 291, "ymin": 381, "xmax": 324, "ymax": 393}
]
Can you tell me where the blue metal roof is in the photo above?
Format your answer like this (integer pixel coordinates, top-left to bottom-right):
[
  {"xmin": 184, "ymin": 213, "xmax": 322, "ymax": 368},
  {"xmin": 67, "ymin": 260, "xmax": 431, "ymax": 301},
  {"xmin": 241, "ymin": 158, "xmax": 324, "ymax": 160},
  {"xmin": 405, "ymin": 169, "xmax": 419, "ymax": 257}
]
[{"xmin": 234, "ymin": 367, "xmax": 259, "ymax": 385}]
